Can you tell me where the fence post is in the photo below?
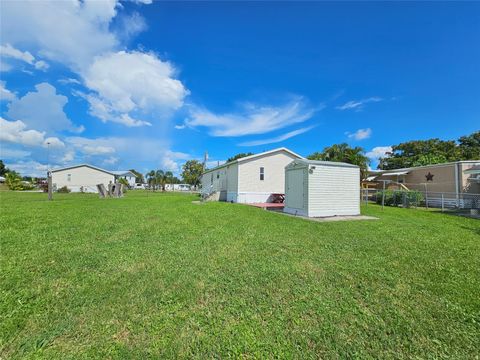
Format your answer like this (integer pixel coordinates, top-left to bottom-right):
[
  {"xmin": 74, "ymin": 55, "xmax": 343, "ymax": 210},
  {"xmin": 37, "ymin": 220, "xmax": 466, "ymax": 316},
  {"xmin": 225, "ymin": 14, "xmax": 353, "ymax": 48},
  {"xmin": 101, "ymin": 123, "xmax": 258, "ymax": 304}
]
[
  {"xmin": 441, "ymin": 193, "xmax": 444, "ymax": 212},
  {"xmin": 424, "ymin": 183, "xmax": 429, "ymax": 209},
  {"xmin": 381, "ymin": 180, "xmax": 385, "ymax": 211}
]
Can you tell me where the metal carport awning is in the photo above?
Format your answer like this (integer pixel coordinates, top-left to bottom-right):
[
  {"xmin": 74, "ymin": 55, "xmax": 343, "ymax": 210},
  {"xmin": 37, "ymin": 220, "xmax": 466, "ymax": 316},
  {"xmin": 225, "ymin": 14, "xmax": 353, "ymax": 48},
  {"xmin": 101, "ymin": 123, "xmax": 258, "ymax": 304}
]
[
  {"xmin": 464, "ymin": 167, "xmax": 480, "ymax": 175},
  {"xmin": 380, "ymin": 171, "xmax": 410, "ymax": 176}
]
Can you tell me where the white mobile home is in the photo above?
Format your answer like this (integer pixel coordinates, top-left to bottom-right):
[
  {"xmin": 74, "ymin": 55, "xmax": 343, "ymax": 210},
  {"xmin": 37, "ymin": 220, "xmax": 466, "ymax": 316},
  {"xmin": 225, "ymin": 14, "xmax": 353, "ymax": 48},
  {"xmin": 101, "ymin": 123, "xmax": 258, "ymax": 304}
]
[
  {"xmin": 284, "ymin": 159, "xmax": 360, "ymax": 217},
  {"xmin": 51, "ymin": 164, "xmax": 115, "ymax": 193},
  {"xmin": 111, "ymin": 171, "xmax": 137, "ymax": 188},
  {"xmin": 165, "ymin": 183, "xmax": 191, "ymax": 191},
  {"xmin": 201, "ymin": 147, "xmax": 303, "ymax": 203}
]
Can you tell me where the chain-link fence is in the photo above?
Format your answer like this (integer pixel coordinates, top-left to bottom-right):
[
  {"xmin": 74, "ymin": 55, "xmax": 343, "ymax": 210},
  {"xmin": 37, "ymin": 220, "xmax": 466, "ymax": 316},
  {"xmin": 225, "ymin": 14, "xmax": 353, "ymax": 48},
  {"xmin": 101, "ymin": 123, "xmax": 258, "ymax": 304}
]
[{"xmin": 361, "ymin": 188, "xmax": 480, "ymax": 211}]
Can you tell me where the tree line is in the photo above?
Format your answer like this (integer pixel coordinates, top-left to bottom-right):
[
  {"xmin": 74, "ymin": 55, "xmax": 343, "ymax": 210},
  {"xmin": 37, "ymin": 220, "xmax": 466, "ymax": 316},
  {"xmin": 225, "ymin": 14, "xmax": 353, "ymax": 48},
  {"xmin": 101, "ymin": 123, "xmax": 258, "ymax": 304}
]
[
  {"xmin": 223, "ymin": 130, "xmax": 480, "ymax": 180},
  {"xmin": 2, "ymin": 130, "xmax": 477, "ymax": 190}
]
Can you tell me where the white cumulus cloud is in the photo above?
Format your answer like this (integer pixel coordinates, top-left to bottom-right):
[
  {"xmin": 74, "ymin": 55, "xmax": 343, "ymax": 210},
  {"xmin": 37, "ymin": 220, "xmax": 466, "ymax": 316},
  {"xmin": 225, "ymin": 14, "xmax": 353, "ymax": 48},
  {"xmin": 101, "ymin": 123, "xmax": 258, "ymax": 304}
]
[
  {"xmin": 82, "ymin": 51, "xmax": 188, "ymax": 121},
  {"xmin": 0, "ymin": 1, "xmax": 119, "ymax": 71},
  {"xmin": 346, "ymin": 128, "xmax": 372, "ymax": 141},
  {"xmin": 366, "ymin": 146, "xmax": 392, "ymax": 160},
  {"xmin": 6, "ymin": 83, "xmax": 83, "ymax": 133},
  {"xmin": 0, "ymin": 81, "xmax": 16, "ymax": 101},
  {"xmin": 0, "ymin": 117, "xmax": 64, "ymax": 148}
]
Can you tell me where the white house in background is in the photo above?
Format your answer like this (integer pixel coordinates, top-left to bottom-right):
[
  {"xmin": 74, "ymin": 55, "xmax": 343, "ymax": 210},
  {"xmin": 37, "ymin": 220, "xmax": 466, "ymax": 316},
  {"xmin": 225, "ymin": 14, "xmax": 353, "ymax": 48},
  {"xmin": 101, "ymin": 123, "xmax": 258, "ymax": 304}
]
[
  {"xmin": 165, "ymin": 183, "xmax": 191, "ymax": 191},
  {"xmin": 284, "ymin": 159, "xmax": 360, "ymax": 217},
  {"xmin": 111, "ymin": 170, "xmax": 137, "ymax": 188},
  {"xmin": 201, "ymin": 147, "xmax": 303, "ymax": 203},
  {"xmin": 51, "ymin": 164, "xmax": 136, "ymax": 192},
  {"xmin": 52, "ymin": 164, "xmax": 115, "ymax": 193}
]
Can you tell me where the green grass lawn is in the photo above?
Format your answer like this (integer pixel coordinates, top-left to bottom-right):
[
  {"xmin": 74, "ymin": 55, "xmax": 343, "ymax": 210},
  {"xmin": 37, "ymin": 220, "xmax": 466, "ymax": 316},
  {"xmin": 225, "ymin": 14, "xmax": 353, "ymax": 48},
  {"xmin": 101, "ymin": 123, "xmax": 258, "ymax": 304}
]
[{"xmin": 1, "ymin": 191, "xmax": 479, "ymax": 359}]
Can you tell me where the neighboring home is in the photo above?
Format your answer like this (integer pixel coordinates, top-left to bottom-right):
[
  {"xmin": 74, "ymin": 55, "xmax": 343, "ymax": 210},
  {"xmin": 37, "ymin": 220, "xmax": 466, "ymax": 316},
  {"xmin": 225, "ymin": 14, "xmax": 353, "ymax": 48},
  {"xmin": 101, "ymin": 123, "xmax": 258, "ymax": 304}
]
[
  {"xmin": 111, "ymin": 171, "xmax": 137, "ymax": 188},
  {"xmin": 165, "ymin": 183, "xmax": 191, "ymax": 191},
  {"xmin": 51, "ymin": 164, "xmax": 136, "ymax": 193},
  {"xmin": 369, "ymin": 160, "xmax": 480, "ymax": 207},
  {"xmin": 201, "ymin": 147, "xmax": 303, "ymax": 203},
  {"xmin": 284, "ymin": 159, "xmax": 360, "ymax": 217}
]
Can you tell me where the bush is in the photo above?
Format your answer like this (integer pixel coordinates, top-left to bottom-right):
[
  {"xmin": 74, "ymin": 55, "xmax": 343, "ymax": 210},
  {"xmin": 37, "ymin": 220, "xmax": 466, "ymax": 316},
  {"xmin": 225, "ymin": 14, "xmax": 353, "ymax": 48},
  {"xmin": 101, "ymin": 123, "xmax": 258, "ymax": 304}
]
[
  {"xmin": 376, "ymin": 190, "xmax": 423, "ymax": 208},
  {"xmin": 57, "ymin": 186, "xmax": 71, "ymax": 193},
  {"xmin": 117, "ymin": 178, "xmax": 129, "ymax": 193},
  {"xmin": 5, "ymin": 172, "xmax": 35, "ymax": 191}
]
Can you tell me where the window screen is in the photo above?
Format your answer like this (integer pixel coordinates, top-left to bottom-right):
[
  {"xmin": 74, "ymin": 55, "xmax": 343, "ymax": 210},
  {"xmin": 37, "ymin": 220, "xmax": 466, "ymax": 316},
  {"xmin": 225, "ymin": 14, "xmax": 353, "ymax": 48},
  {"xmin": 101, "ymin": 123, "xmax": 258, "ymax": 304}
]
[{"xmin": 260, "ymin": 167, "xmax": 264, "ymax": 181}]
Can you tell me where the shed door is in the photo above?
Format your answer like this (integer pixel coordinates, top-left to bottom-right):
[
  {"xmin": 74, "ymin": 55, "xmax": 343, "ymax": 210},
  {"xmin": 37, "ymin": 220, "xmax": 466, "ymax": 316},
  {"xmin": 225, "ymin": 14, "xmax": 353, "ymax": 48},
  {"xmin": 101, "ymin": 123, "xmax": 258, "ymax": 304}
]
[{"xmin": 287, "ymin": 169, "xmax": 305, "ymax": 209}]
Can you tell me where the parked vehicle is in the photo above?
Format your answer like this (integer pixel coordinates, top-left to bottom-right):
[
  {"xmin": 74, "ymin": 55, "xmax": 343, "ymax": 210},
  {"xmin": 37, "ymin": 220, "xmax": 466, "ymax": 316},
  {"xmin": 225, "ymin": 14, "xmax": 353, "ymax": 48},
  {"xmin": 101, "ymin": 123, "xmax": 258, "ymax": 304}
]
[{"xmin": 134, "ymin": 183, "xmax": 146, "ymax": 190}]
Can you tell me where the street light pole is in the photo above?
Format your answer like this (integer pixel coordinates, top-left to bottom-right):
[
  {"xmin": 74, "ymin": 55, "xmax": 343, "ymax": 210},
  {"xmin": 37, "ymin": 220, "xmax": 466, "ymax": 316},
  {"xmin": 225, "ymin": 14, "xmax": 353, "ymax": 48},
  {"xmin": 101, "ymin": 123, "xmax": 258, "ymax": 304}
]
[
  {"xmin": 46, "ymin": 142, "xmax": 53, "ymax": 201},
  {"xmin": 47, "ymin": 142, "xmax": 51, "ymax": 171}
]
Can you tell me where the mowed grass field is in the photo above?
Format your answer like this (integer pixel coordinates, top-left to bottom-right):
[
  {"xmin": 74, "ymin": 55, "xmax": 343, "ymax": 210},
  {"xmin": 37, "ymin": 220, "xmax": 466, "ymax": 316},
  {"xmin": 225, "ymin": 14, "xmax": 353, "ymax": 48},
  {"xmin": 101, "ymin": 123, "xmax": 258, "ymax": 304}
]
[{"xmin": 1, "ymin": 191, "xmax": 479, "ymax": 359}]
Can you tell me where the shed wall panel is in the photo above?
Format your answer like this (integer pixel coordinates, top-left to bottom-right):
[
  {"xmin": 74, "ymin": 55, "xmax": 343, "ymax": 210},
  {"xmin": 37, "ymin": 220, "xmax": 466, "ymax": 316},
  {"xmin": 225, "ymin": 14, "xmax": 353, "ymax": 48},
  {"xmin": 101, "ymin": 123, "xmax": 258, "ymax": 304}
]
[{"xmin": 308, "ymin": 166, "xmax": 360, "ymax": 217}]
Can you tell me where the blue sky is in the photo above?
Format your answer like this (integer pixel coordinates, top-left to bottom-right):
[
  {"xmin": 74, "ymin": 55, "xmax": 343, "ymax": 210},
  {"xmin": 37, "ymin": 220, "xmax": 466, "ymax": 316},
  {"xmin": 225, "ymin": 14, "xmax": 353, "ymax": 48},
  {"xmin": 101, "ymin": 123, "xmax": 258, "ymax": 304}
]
[{"xmin": 1, "ymin": 1, "xmax": 479, "ymax": 177}]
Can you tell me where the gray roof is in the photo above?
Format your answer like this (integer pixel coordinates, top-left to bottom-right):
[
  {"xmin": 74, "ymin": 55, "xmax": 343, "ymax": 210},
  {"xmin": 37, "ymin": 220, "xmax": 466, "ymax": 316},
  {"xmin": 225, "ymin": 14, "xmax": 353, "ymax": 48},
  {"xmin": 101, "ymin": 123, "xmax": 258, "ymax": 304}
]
[
  {"xmin": 203, "ymin": 147, "xmax": 303, "ymax": 175},
  {"xmin": 292, "ymin": 159, "xmax": 360, "ymax": 168},
  {"xmin": 51, "ymin": 164, "xmax": 115, "ymax": 175}
]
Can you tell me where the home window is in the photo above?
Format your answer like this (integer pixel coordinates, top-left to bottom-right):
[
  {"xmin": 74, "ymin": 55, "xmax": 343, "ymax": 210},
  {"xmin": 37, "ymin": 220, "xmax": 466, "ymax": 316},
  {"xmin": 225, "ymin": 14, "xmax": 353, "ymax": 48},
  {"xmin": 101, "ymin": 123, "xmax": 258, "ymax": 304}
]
[
  {"xmin": 67, "ymin": 174, "xmax": 71, "ymax": 182},
  {"xmin": 211, "ymin": 173, "xmax": 213, "ymax": 184},
  {"xmin": 260, "ymin": 167, "xmax": 264, "ymax": 181}
]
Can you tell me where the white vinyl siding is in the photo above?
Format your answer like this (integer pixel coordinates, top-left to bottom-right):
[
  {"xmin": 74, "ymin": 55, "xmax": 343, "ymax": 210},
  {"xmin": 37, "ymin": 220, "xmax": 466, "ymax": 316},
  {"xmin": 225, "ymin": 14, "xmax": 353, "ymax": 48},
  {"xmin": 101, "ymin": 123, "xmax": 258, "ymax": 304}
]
[
  {"xmin": 308, "ymin": 165, "xmax": 360, "ymax": 217},
  {"xmin": 284, "ymin": 160, "xmax": 360, "ymax": 217},
  {"xmin": 201, "ymin": 148, "xmax": 302, "ymax": 203},
  {"xmin": 52, "ymin": 166, "xmax": 115, "ymax": 193},
  {"xmin": 238, "ymin": 151, "xmax": 298, "ymax": 194}
]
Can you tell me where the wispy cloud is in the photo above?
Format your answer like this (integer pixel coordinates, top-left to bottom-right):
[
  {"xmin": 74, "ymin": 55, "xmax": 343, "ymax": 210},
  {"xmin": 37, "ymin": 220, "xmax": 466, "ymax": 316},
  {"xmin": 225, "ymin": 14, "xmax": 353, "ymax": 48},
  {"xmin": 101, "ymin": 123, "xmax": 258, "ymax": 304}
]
[
  {"xmin": 185, "ymin": 97, "xmax": 320, "ymax": 137},
  {"xmin": 0, "ymin": 43, "xmax": 49, "ymax": 71},
  {"xmin": 346, "ymin": 128, "xmax": 372, "ymax": 141},
  {"xmin": 336, "ymin": 97, "xmax": 383, "ymax": 111},
  {"xmin": 58, "ymin": 78, "xmax": 81, "ymax": 85},
  {"xmin": 239, "ymin": 125, "xmax": 316, "ymax": 146}
]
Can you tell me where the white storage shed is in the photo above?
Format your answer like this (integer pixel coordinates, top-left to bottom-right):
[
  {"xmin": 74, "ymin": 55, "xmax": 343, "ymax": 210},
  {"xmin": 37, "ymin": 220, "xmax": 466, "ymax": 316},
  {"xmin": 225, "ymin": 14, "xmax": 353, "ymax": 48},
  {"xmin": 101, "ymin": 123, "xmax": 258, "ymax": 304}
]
[{"xmin": 284, "ymin": 159, "xmax": 360, "ymax": 217}]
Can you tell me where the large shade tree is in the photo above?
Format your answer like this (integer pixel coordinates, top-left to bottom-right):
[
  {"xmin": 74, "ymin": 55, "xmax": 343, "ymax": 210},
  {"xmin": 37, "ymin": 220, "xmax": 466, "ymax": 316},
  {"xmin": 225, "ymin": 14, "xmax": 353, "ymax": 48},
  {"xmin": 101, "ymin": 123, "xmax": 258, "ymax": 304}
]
[
  {"xmin": 378, "ymin": 131, "xmax": 480, "ymax": 170},
  {"xmin": 181, "ymin": 160, "xmax": 204, "ymax": 188}
]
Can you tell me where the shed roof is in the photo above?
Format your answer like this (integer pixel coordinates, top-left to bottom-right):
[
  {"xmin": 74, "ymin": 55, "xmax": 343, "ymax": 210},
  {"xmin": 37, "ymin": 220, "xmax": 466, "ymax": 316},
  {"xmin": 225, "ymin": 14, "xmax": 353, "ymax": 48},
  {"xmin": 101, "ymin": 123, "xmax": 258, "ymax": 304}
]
[{"xmin": 290, "ymin": 159, "xmax": 360, "ymax": 169}]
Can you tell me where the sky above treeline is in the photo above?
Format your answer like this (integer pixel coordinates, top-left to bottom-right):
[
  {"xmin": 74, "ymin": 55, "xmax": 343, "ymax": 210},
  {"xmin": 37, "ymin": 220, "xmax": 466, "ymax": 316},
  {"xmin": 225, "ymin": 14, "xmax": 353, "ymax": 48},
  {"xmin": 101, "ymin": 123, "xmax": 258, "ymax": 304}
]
[{"xmin": 1, "ymin": 1, "xmax": 479, "ymax": 176}]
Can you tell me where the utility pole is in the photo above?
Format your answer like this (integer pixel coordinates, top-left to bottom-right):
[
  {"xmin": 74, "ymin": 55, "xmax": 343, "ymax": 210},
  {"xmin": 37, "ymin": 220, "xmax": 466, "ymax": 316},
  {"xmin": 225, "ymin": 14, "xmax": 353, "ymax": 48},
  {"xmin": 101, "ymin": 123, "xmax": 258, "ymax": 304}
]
[{"xmin": 47, "ymin": 142, "xmax": 53, "ymax": 201}]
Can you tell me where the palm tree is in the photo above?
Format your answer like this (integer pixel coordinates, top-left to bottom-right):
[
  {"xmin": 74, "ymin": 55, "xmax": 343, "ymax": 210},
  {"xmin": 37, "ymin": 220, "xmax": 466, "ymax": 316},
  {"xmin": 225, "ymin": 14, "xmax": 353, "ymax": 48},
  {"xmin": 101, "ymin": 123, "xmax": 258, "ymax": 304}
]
[
  {"xmin": 155, "ymin": 170, "xmax": 165, "ymax": 191},
  {"xmin": 164, "ymin": 171, "xmax": 174, "ymax": 191},
  {"xmin": 308, "ymin": 143, "xmax": 370, "ymax": 179},
  {"xmin": 146, "ymin": 170, "xmax": 156, "ymax": 190}
]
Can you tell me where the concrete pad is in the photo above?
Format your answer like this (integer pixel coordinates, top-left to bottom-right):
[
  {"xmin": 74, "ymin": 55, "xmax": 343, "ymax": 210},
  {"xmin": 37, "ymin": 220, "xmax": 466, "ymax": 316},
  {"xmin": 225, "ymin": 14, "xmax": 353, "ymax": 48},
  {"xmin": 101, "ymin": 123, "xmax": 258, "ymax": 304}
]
[{"xmin": 277, "ymin": 211, "xmax": 378, "ymax": 222}]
